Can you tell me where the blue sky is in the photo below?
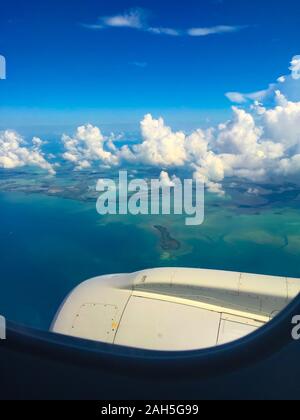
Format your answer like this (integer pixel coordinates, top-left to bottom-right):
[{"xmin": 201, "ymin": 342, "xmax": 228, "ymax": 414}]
[{"xmin": 0, "ymin": 0, "xmax": 300, "ymax": 131}]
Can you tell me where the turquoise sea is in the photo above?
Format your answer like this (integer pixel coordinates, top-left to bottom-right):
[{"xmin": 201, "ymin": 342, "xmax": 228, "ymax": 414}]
[{"xmin": 1, "ymin": 186, "xmax": 300, "ymax": 331}]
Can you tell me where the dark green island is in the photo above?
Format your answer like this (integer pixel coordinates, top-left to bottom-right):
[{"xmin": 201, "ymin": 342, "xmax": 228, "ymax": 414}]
[{"xmin": 154, "ymin": 225, "xmax": 181, "ymax": 251}]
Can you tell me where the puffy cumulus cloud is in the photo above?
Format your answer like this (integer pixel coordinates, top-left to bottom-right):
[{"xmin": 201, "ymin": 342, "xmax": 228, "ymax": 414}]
[
  {"xmin": 62, "ymin": 124, "xmax": 119, "ymax": 170},
  {"xmin": 226, "ymin": 56, "xmax": 300, "ymax": 105},
  {"xmin": 184, "ymin": 129, "xmax": 211, "ymax": 162},
  {"xmin": 60, "ymin": 95, "xmax": 300, "ymax": 195},
  {"xmin": 216, "ymin": 108, "xmax": 262, "ymax": 154},
  {"xmin": 60, "ymin": 56, "xmax": 300, "ymax": 195},
  {"xmin": 261, "ymin": 96, "xmax": 300, "ymax": 150},
  {"xmin": 132, "ymin": 114, "xmax": 187, "ymax": 166},
  {"xmin": 193, "ymin": 154, "xmax": 225, "ymax": 196},
  {"xmin": 146, "ymin": 90, "xmax": 300, "ymax": 194},
  {"xmin": 206, "ymin": 181, "xmax": 225, "ymax": 196},
  {"xmin": 130, "ymin": 114, "xmax": 214, "ymax": 169},
  {"xmin": 0, "ymin": 130, "xmax": 55, "ymax": 174},
  {"xmin": 290, "ymin": 56, "xmax": 300, "ymax": 80},
  {"xmin": 158, "ymin": 171, "xmax": 180, "ymax": 187},
  {"xmin": 61, "ymin": 101, "xmax": 300, "ymax": 195},
  {"xmin": 276, "ymin": 154, "xmax": 300, "ymax": 176},
  {"xmin": 208, "ymin": 105, "xmax": 290, "ymax": 186}
]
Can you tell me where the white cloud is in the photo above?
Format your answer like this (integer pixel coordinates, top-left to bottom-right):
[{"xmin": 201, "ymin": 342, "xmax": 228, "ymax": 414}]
[
  {"xmin": 225, "ymin": 92, "xmax": 247, "ymax": 104},
  {"xmin": 102, "ymin": 9, "xmax": 144, "ymax": 29},
  {"xmin": 262, "ymin": 96, "xmax": 300, "ymax": 149},
  {"xmin": 216, "ymin": 107, "xmax": 262, "ymax": 155},
  {"xmin": 84, "ymin": 8, "xmax": 245, "ymax": 38},
  {"xmin": 158, "ymin": 171, "xmax": 179, "ymax": 187},
  {"xmin": 226, "ymin": 87, "xmax": 272, "ymax": 104},
  {"xmin": 60, "ymin": 88, "xmax": 300, "ymax": 194},
  {"xmin": 46, "ymin": 54, "xmax": 300, "ymax": 194},
  {"xmin": 290, "ymin": 55, "xmax": 300, "ymax": 80},
  {"xmin": 276, "ymin": 154, "xmax": 300, "ymax": 176},
  {"xmin": 62, "ymin": 124, "xmax": 119, "ymax": 170},
  {"xmin": 277, "ymin": 76, "xmax": 286, "ymax": 83},
  {"xmin": 206, "ymin": 181, "xmax": 225, "ymax": 196},
  {"xmin": 148, "ymin": 27, "xmax": 181, "ymax": 36},
  {"xmin": 226, "ymin": 55, "xmax": 300, "ymax": 105},
  {"xmin": 3, "ymin": 55, "xmax": 300, "ymax": 198},
  {"xmin": 132, "ymin": 114, "xmax": 188, "ymax": 166},
  {"xmin": 0, "ymin": 130, "xmax": 55, "ymax": 174},
  {"xmin": 188, "ymin": 25, "xmax": 240, "ymax": 37}
]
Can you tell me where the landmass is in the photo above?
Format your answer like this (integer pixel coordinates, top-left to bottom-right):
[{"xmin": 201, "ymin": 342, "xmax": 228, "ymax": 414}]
[{"xmin": 153, "ymin": 225, "xmax": 181, "ymax": 251}]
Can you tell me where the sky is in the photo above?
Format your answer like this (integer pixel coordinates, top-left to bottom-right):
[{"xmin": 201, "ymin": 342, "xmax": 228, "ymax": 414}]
[
  {"xmin": 1, "ymin": 0, "xmax": 300, "ymax": 196},
  {"xmin": 1, "ymin": 0, "xmax": 300, "ymax": 130}
]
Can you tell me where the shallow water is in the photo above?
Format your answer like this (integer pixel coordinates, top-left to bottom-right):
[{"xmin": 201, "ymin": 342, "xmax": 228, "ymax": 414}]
[{"xmin": 1, "ymin": 190, "xmax": 300, "ymax": 330}]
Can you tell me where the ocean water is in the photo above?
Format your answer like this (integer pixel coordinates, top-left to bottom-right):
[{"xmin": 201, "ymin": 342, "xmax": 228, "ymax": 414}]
[{"xmin": 1, "ymin": 189, "xmax": 300, "ymax": 331}]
